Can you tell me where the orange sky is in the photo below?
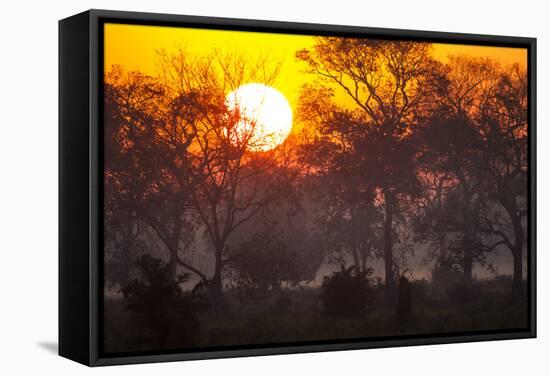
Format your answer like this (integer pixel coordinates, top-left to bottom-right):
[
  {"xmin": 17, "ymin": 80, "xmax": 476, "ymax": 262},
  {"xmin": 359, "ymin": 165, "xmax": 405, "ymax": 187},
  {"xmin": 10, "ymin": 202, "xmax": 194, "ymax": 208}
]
[{"xmin": 104, "ymin": 23, "xmax": 527, "ymax": 117}]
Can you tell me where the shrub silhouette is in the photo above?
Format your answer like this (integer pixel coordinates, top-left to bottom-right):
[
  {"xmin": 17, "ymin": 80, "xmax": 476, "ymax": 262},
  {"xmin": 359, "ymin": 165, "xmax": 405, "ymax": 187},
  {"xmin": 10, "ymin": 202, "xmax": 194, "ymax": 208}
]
[
  {"xmin": 121, "ymin": 255, "xmax": 205, "ymax": 349},
  {"xmin": 320, "ymin": 265, "xmax": 371, "ymax": 318}
]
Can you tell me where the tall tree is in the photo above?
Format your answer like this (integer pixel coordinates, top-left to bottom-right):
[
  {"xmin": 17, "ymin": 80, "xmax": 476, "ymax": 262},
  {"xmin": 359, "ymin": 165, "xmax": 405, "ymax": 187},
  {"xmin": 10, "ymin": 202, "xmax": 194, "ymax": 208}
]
[
  {"xmin": 104, "ymin": 67, "xmax": 202, "ymax": 283},
  {"xmin": 297, "ymin": 39, "xmax": 445, "ymax": 301},
  {"xmin": 312, "ymin": 173, "xmax": 382, "ymax": 276},
  {"xmin": 154, "ymin": 49, "xmax": 301, "ymax": 304},
  {"xmin": 415, "ymin": 56, "xmax": 501, "ymax": 287},
  {"xmin": 104, "ymin": 68, "xmax": 164, "ymax": 285},
  {"xmin": 479, "ymin": 64, "xmax": 528, "ymax": 299},
  {"xmin": 106, "ymin": 50, "xmax": 302, "ymax": 307},
  {"xmin": 417, "ymin": 115, "xmax": 489, "ymax": 287}
]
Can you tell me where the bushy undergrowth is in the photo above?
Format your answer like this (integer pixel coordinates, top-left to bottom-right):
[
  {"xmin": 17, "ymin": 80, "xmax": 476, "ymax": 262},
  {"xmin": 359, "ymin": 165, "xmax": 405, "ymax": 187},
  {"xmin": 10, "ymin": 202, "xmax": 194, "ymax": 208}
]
[
  {"xmin": 103, "ymin": 276, "xmax": 527, "ymax": 353},
  {"xmin": 319, "ymin": 266, "xmax": 372, "ymax": 318},
  {"xmin": 119, "ymin": 255, "xmax": 206, "ymax": 350}
]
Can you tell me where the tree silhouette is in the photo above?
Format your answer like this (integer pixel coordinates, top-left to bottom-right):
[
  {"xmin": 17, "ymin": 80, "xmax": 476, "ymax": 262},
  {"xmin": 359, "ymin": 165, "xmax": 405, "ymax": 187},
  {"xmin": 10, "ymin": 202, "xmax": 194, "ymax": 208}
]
[
  {"xmin": 226, "ymin": 226, "xmax": 301, "ymax": 296},
  {"xmin": 415, "ymin": 56, "xmax": 508, "ymax": 289},
  {"xmin": 417, "ymin": 115, "xmax": 489, "ymax": 288},
  {"xmin": 105, "ymin": 67, "xmax": 201, "ymax": 282},
  {"xmin": 479, "ymin": 64, "xmax": 528, "ymax": 299},
  {"xmin": 154, "ymin": 49, "xmax": 302, "ymax": 306},
  {"xmin": 104, "ymin": 68, "xmax": 161, "ymax": 285},
  {"xmin": 297, "ymin": 38, "xmax": 446, "ymax": 302},
  {"xmin": 105, "ymin": 49, "xmax": 302, "ymax": 308},
  {"xmin": 102, "ymin": 35, "xmax": 530, "ymax": 349}
]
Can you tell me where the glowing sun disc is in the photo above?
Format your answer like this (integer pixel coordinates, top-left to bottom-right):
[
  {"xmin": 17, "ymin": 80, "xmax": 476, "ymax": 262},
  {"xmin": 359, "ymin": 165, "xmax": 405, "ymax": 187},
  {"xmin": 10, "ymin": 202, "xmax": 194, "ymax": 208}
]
[{"xmin": 226, "ymin": 83, "xmax": 293, "ymax": 152}]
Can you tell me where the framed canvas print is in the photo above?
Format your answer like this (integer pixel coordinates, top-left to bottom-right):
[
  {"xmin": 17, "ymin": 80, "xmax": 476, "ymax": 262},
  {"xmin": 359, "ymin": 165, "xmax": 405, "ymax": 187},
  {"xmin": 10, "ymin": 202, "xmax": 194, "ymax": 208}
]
[{"xmin": 59, "ymin": 9, "xmax": 536, "ymax": 366}]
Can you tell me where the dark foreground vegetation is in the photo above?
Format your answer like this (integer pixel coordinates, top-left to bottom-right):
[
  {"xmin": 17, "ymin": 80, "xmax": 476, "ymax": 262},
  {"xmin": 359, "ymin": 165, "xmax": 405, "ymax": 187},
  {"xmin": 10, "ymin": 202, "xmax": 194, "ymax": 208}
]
[{"xmin": 103, "ymin": 257, "xmax": 527, "ymax": 353}]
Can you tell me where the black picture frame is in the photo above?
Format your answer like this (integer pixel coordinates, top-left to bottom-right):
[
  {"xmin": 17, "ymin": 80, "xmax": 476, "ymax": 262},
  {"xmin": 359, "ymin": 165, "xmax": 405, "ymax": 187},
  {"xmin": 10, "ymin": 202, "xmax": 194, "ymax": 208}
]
[{"xmin": 59, "ymin": 9, "xmax": 537, "ymax": 367}]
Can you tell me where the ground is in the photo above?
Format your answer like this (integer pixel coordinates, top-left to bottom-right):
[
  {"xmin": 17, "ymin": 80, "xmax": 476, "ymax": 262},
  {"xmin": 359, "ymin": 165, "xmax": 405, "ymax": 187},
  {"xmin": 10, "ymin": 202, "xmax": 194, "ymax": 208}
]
[{"xmin": 103, "ymin": 277, "xmax": 527, "ymax": 354}]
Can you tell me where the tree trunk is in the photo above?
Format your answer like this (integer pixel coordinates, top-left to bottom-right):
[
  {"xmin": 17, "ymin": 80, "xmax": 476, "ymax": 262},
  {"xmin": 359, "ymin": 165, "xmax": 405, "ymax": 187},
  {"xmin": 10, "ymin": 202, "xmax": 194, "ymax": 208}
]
[
  {"xmin": 208, "ymin": 241, "xmax": 226, "ymax": 314},
  {"xmin": 512, "ymin": 249, "xmax": 523, "ymax": 299},
  {"xmin": 120, "ymin": 216, "xmax": 135, "ymax": 287},
  {"xmin": 463, "ymin": 246, "xmax": 473, "ymax": 287},
  {"xmin": 351, "ymin": 249, "xmax": 361, "ymax": 276},
  {"xmin": 360, "ymin": 248, "xmax": 368, "ymax": 275},
  {"xmin": 383, "ymin": 188, "xmax": 396, "ymax": 303},
  {"xmin": 510, "ymin": 210, "xmax": 524, "ymax": 300},
  {"xmin": 166, "ymin": 254, "xmax": 178, "ymax": 281},
  {"xmin": 461, "ymin": 189, "xmax": 474, "ymax": 290},
  {"xmin": 120, "ymin": 240, "xmax": 131, "ymax": 287},
  {"xmin": 438, "ymin": 233, "xmax": 449, "ymax": 268},
  {"xmin": 212, "ymin": 254, "xmax": 223, "ymax": 296},
  {"xmin": 461, "ymin": 233, "xmax": 473, "ymax": 302},
  {"xmin": 166, "ymin": 217, "xmax": 182, "ymax": 282},
  {"xmin": 501, "ymin": 195, "xmax": 525, "ymax": 300}
]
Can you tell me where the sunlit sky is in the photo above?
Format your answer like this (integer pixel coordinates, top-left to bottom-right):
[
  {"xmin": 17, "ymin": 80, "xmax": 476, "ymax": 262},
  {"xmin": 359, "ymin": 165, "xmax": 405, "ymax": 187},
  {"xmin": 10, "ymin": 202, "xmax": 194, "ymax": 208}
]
[
  {"xmin": 103, "ymin": 23, "xmax": 527, "ymax": 282},
  {"xmin": 104, "ymin": 23, "xmax": 527, "ymax": 118}
]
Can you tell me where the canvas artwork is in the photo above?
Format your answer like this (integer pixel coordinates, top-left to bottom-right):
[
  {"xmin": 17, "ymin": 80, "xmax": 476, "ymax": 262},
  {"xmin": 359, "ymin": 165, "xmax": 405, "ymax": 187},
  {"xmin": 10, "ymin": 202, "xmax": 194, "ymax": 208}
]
[{"xmin": 101, "ymin": 22, "xmax": 530, "ymax": 354}]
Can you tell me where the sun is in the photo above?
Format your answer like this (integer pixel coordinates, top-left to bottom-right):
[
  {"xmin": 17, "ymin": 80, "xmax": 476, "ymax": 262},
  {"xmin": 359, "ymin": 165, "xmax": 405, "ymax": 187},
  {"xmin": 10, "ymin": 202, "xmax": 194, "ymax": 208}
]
[{"xmin": 226, "ymin": 83, "xmax": 293, "ymax": 152}]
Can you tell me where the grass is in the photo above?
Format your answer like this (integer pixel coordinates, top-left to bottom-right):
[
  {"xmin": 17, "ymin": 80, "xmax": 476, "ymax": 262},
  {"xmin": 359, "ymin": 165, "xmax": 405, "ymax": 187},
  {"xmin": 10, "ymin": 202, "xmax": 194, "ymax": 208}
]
[{"xmin": 103, "ymin": 279, "xmax": 527, "ymax": 354}]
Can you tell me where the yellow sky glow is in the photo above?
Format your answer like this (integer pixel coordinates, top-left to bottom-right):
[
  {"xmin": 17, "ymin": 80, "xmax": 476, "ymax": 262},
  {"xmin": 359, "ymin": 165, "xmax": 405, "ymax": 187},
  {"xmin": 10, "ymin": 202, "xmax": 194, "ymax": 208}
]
[{"xmin": 104, "ymin": 23, "xmax": 527, "ymax": 121}]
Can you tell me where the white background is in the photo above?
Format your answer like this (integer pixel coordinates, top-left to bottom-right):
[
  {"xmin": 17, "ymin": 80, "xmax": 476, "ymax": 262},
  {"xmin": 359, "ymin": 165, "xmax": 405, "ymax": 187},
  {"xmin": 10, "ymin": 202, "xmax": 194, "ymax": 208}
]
[{"xmin": 0, "ymin": 0, "xmax": 546, "ymax": 374}]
